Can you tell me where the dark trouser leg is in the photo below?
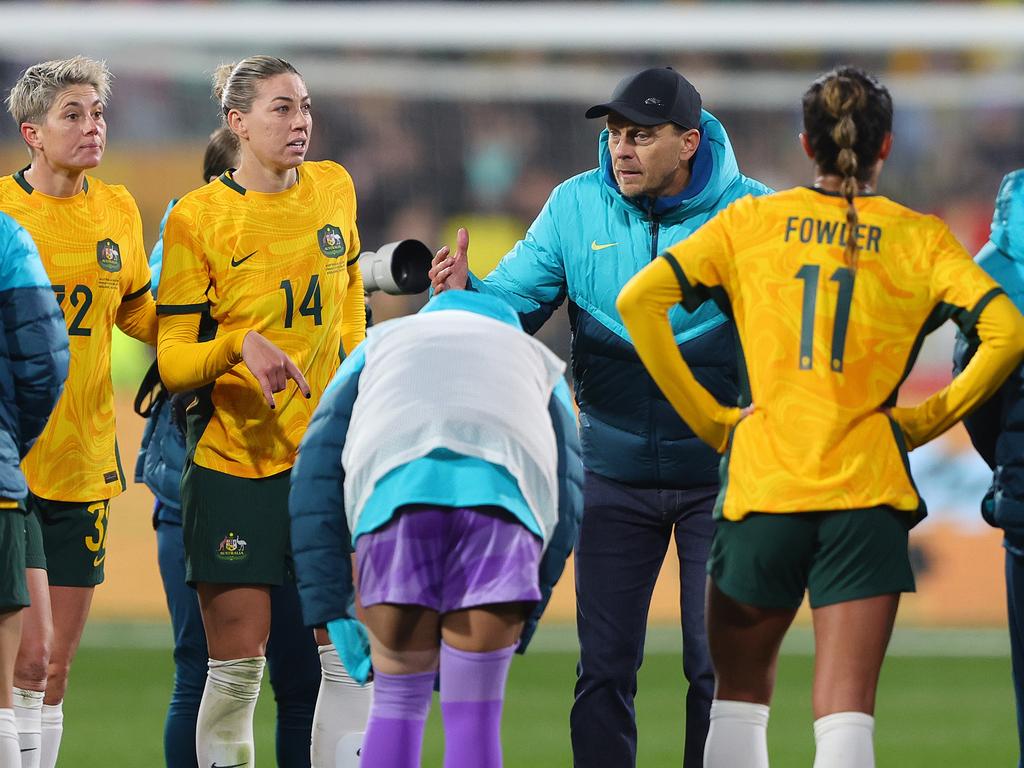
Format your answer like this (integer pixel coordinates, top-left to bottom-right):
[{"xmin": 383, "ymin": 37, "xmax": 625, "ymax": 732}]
[
  {"xmin": 156, "ymin": 520, "xmax": 206, "ymax": 768},
  {"xmin": 267, "ymin": 579, "xmax": 320, "ymax": 768},
  {"xmin": 571, "ymin": 471, "xmax": 670, "ymax": 768},
  {"xmin": 672, "ymin": 488, "xmax": 717, "ymax": 768},
  {"xmin": 1007, "ymin": 549, "xmax": 1024, "ymax": 768}
]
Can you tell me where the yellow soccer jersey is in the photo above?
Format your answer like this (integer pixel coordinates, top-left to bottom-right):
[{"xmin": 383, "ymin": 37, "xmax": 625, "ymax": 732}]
[
  {"xmin": 157, "ymin": 160, "xmax": 365, "ymax": 478},
  {"xmin": 0, "ymin": 170, "xmax": 153, "ymax": 502},
  {"xmin": 662, "ymin": 187, "xmax": 1002, "ymax": 521}
]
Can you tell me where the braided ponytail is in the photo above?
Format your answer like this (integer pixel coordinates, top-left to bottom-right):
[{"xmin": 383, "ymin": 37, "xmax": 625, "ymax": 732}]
[
  {"xmin": 822, "ymin": 76, "xmax": 867, "ymax": 267},
  {"xmin": 802, "ymin": 66, "xmax": 893, "ymax": 269}
]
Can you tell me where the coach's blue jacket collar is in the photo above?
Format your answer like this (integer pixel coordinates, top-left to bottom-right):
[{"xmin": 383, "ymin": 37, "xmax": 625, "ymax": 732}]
[{"xmin": 600, "ymin": 109, "xmax": 741, "ymax": 220}]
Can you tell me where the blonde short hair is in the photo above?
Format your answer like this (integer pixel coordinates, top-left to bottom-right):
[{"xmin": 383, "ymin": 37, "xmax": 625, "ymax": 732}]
[{"xmin": 5, "ymin": 56, "xmax": 112, "ymax": 126}]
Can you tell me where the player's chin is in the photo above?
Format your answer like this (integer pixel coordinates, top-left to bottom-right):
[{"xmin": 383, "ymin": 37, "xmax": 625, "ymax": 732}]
[
  {"xmin": 281, "ymin": 145, "xmax": 308, "ymax": 166},
  {"xmin": 72, "ymin": 148, "xmax": 104, "ymax": 169}
]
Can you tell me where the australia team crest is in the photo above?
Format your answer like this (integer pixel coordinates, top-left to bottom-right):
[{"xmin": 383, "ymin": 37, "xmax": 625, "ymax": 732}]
[
  {"xmin": 317, "ymin": 224, "xmax": 346, "ymax": 259},
  {"xmin": 96, "ymin": 238, "xmax": 122, "ymax": 272},
  {"xmin": 217, "ymin": 531, "xmax": 248, "ymax": 561}
]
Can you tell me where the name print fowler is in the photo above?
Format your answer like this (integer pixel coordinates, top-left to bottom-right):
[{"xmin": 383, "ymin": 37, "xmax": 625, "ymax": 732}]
[{"xmin": 784, "ymin": 215, "xmax": 882, "ymax": 254}]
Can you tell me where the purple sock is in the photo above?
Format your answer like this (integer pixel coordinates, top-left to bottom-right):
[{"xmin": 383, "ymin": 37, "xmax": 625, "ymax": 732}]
[
  {"xmin": 360, "ymin": 670, "xmax": 435, "ymax": 768},
  {"xmin": 439, "ymin": 640, "xmax": 516, "ymax": 768}
]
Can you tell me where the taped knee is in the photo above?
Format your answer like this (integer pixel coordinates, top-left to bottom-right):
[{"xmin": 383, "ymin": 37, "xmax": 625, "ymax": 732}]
[
  {"xmin": 319, "ymin": 643, "xmax": 363, "ymax": 686},
  {"xmin": 207, "ymin": 656, "xmax": 265, "ymax": 702}
]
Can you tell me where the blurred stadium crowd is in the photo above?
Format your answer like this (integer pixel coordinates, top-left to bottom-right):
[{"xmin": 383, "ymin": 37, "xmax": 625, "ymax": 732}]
[
  {"xmin": 0, "ymin": 4, "xmax": 1021, "ymax": 542},
  {"xmin": 2, "ymin": 31, "xmax": 1022, "ymax": 361}
]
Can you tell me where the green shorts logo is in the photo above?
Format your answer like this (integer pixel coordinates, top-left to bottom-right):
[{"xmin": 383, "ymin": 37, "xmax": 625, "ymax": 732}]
[
  {"xmin": 96, "ymin": 238, "xmax": 122, "ymax": 272},
  {"xmin": 317, "ymin": 224, "xmax": 346, "ymax": 259},
  {"xmin": 217, "ymin": 531, "xmax": 248, "ymax": 561}
]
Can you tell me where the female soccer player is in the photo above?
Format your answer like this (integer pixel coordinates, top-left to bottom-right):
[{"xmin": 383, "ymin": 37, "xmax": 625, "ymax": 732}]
[
  {"xmin": 617, "ymin": 66, "xmax": 1024, "ymax": 768},
  {"xmin": 1, "ymin": 56, "xmax": 157, "ymax": 768},
  {"xmin": 156, "ymin": 56, "xmax": 368, "ymax": 767},
  {"xmin": 289, "ymin": 288, "xmax": 583, "ymax": 768},
  {"xmin": 0, "ymin": 212, "xmax": 68, "ymax": 767},
  {"xmin": 136, "ymin": 125, "xmax": 322, "ymax": 768}
]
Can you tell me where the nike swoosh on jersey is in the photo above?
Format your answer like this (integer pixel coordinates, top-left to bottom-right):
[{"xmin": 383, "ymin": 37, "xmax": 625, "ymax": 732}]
[
  {"xmin": 93, "ymin": 553, "xmax": 106, "ymax": 567},
  {"xmin": 211, "ymin": 763, "xmax": 248, "ymax": 768},
  {"xmin": 591, "ymin": 241, "xmax": 619, "ymax": 251},
  {"xmin": 231, "ymin": 251, "xmax": 257, "ymax": 267},
  {"xmin": 21, "ymin": 748, "xmax": 38, "ymax": 753}
]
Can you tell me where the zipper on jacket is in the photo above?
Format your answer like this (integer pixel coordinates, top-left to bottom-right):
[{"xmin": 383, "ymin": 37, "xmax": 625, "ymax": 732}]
[
  {"xmin": 646, "ymin": 200, "xmax": 663, "ymax": 485},
  {"xmin": 647, "ymin": 201, "xmax": 661, "ymax": 261}
]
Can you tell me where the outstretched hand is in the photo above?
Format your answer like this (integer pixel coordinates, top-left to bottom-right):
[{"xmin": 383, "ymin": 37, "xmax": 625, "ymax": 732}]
[
  {"xmin": 242, "ymin": 331, "xmax": 310, "ymax": 409},
  {"xmin": 429, "ymin": 227, "xmax": 470, "ymax": 294}
]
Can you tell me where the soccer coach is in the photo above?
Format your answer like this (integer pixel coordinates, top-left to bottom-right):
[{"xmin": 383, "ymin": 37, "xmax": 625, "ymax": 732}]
[{"xmin": 431, "ymin": 67, "xmax": 770, "ymax": 767}]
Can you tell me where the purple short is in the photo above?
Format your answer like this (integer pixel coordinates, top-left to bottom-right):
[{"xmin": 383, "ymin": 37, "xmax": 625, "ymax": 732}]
[{"xmin": 356, "ymin": 505, "xmax": 542, "ymax": 613}]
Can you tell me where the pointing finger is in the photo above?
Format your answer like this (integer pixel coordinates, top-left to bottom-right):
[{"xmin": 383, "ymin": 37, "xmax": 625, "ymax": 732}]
[
  {"xmin": 286, "ymin": 357, "xmax": 312, "ymax": 399},
  {"xmin": 259, "ymin": 374, "xmax": 276, "ymax": 410}
]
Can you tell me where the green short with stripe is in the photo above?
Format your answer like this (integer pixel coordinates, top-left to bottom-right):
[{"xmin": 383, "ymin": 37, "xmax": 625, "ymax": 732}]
[
  {"xmin": 1, "ymin": 505, "xmax": 29, "ymax": 611},
  {"xmin": 181, "ymin": 461, "xmax": 293, "ymax": 587},
  {"xmin": 26, "ymin": 494, "xmax": 110, "ymax": 587},
  {"xmin": 708, "ymin": 506, "xmax": 916, "ymax": 610}
]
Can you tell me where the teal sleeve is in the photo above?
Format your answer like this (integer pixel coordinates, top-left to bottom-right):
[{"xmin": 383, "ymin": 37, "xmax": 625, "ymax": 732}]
[
  {"xmin": 469, "ymin": 189, "xmax": 568, "ymax": 334},
  {"xmin": 518, "ymin": 378, "xmax": 583, "ymax": 653},
  {"xmin": 149, "ymin": 199, "xmax": 177, "ymax": 298},
  {"xmin": 288, "ymin": 344, "xmax": 366, "ymax": 627},
  {"xmin": 0, "ymin": 214, "xmax": 51, "ymax": 290}
]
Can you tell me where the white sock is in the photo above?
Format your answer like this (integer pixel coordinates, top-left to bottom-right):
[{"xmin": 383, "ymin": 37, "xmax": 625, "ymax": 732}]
[
  {"xmin": 813, "ymin": 711, "xmax": 875, "ymax": 768},
  {"xmin": 196, "ymin": 656, "xmax": 265, "ymax": 768},
  {"xmin": 12, "ymin": 689, "xmax": 42, "ymax": 768},
  {"xmin": 703, "ymin": 699, "xmax": 770, "ymax": 768},
  {"xmin": 38, "ymin": 703, "xmax": 61, "ymax": 768},
  {"xmin": 0, "ymin": 709, "xmax": 21, "ymax": 767},
  {"xmin": 311, "ymin": 644, "xmax": 373, "ymax": 768}
]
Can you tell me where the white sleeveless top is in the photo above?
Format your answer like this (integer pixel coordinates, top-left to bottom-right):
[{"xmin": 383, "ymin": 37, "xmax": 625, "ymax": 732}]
[{"xmin": 342, "ymin": 309, "xmax": 567, "ymax": 546}]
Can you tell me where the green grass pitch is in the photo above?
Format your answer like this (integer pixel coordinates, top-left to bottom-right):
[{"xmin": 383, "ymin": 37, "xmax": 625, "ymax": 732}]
[{"xmin": 59, "ymin": 624, "xmax": 1016, "ymax": 766}]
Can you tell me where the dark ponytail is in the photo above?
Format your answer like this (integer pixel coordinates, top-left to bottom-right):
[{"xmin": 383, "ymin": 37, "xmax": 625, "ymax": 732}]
[{"xmin": 802, "ymin": 66, "xmax": 893, "ymax": 268}]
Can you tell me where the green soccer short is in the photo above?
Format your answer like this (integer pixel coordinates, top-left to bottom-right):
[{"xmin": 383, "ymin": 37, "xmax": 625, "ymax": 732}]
[
  {"xmin": 708, "ymin": 505, "xmax": 916, "ymax": 610},
  {"xmin": 181, "ymin": 461, "xmax": 293, "ymax": 587},
  {"xmin": 0, "ymin": 506, "xmax": 29, "ymax": 611},
  {"xmin": 24, "ymin": 503, "xmax": 45, "ymax": 570},
  {"xmin": 26, "ymin": 494, "xmax": 110, "ymax": 587}
]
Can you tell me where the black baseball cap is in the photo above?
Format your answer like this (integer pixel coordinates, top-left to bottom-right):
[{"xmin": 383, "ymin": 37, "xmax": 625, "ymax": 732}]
[{"xmin": 585, "ymin": 67, "xmax": 702, "ymax": 130}]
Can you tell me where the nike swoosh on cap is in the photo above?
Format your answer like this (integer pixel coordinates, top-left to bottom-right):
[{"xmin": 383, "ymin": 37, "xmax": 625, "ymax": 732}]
[
  {"xmin": 231, "ymin": 251, "xmax": 257, "ymax": 267},
  {"xmin": 591, "ymin": 240, "xmax": 619, "ymax": 251}
]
